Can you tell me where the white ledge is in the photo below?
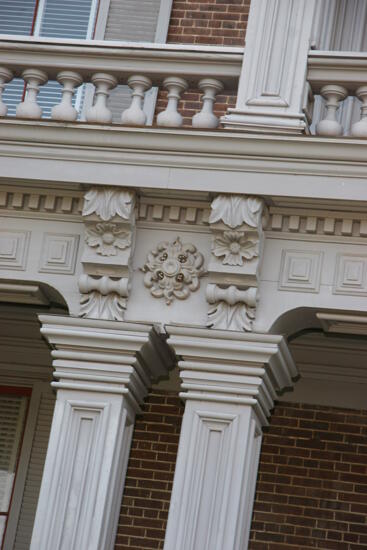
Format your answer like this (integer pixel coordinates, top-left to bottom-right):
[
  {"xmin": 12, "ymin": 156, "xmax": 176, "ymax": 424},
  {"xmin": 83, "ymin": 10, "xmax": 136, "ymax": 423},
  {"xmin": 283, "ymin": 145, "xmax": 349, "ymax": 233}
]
[
  {"xmin": 1, "ymin": 120, "xmax": 367, "ymax": 202},
  {"xmin": 0, "ymin": 35, "xmax": 242, "ymax": 87}
]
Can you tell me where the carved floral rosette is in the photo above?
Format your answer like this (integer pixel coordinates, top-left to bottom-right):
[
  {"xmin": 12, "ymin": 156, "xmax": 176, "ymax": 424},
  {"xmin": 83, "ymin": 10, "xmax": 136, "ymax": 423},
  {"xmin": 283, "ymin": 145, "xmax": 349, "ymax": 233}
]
[{"xmin": 142, "ymin": 237, "xmax": 206, "ymax": 305}]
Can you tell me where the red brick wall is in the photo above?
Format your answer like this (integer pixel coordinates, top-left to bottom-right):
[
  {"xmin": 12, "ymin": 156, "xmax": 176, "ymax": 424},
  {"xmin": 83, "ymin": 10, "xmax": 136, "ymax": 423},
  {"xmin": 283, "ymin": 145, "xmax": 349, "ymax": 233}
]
[
  {"xmin": 114, "ymin": 390, "xmax": 184, "ymax": 550},
  {"xmin": 154, "ymin": 0, "xmax": 251, "ymax": 126},
  {"xmin": 249, "ymin": 402, "xmax": 367, "ymax": 550},
  {"xmin": 167, "ymin": 0, "xmax": 251, "ymax": 47}
]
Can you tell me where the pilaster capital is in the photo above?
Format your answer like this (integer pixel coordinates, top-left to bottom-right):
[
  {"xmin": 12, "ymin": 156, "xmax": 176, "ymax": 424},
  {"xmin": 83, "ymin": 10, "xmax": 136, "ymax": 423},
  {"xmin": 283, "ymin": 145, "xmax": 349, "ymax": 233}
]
[
  {"xmin": 166, "ymin": 325, "xmax": 297, "ymax": 426},
  {"xmin": 39, "ymin": 314, "xmax": 174, "ymax": 413}
]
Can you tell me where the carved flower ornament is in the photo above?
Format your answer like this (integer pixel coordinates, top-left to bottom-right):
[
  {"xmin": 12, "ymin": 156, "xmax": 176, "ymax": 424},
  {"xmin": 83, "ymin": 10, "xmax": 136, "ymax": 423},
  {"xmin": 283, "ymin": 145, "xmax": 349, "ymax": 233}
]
[
  {"xmin": 212, "ymin": 230, "xmax": 259, "ymax": 266},
  {"xmin": 141, "ymin": 237, "xmax": 206, "ymax": 305},
  {"xmin": 85, "ymin": 223, "xmax": 131, "ymax": 256}
]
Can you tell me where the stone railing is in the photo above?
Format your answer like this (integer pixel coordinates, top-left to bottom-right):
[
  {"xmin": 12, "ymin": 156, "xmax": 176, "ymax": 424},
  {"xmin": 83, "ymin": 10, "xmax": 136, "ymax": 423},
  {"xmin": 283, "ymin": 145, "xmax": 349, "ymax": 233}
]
[
  {"xmin": 307, "ymin": 50, "xmax": 367, "ymax": 137},
  {"xmin": 0, "ymin": 36, "xmax": 242, "ymax": 129}
]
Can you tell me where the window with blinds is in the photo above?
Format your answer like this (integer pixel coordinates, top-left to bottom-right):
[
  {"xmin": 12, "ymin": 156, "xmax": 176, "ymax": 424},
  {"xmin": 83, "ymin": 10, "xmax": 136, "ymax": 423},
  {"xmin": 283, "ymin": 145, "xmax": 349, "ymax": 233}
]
[
  {"xmin": 0, "ymin": 0, "xmax": 99, "ymax": 117},
  {"xmin": 0, "ymin": 0, "xmax": 172, "ymax": 121},
  {"xmin": 0, "ymin": 390, "xmax": 29, "ymax": 550}
]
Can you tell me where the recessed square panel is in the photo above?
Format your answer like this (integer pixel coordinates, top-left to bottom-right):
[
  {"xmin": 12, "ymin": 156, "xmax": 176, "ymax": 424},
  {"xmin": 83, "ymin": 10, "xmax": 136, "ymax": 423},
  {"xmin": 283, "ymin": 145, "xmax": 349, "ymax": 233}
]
[
  {"xmin": 39, "ymin": 233, "xmax": 79, "ymax": 274},
  {"xmin": 278, "ymin": 249, "xmax": 323, "ymax": 293},
  {"xmin": 334, "ymin": 254, "xmax": 367, "ymax": 295},
  {"xmin": 0, "ymin": 230, "xmax": 30, "ymax": 270}
]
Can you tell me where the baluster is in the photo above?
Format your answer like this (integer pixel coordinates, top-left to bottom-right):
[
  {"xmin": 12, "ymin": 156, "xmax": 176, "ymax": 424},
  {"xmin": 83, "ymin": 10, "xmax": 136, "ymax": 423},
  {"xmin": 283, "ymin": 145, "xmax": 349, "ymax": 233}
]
[
  {"xmin": 16, "ymin": 69, "xmax": 48, "ymax": 119},
  {"xmin": 0, "ymin": 67, "xmax": 13, "ymax": 117},
  {"xmin": 121, "ymin": 75, "xmax": 152, "ymax": 125},
  {"xmin": 51, "ymin": 71, "xmax": 83, "ymax": 121},
  {"xmin": 156, "ymin": 76, "xmax": 188, "ymax": 127},
  {"xmin": 192, "ymin": 78, "xmax": 223, "ymax": 129},
  {"xmin": 86, "ymin": 73, "xmax": 117, "ymax": 124},
  {"xmin": 316, "ymin": 84, "xmax": 347, "ymax": 136},
  {"xmin": 351, "ymin": 86, "xmax": 367, "ymax": 138}
]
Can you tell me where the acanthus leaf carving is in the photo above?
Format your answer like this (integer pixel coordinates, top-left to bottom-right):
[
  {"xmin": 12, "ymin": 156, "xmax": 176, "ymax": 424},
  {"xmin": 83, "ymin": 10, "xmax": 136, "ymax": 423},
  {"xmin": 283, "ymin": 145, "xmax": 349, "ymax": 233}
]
[
  {"xmin": 85, "ymin": 222, "xmax": 131, "ymax": 256},
  {"xmin": 207, "ymin": 301, "xmax": 256, "ymax": 331},
  {"xmin": 141, "ymin": 236, "xmax": 206, "ymax": 305},
  {"xmin": 209, "ymin": 195, "xmax": 264, "ymax": 229},
  {"xmin": 79, "ymin": 292, "xmax": 127, "ymax": 321},
  {"xmin": 83, "ymin": 187, "xmax": 135, "ymax": 221},
  {"xmin": 78, "ymin": 272, "xmax": 130, "ymax": 321},
  {"xmin": 212, "ymin": 230, "xmax": 259, "ymax": 266},
  {"xmin": 206, "ymin": 284, "xmax": 257, "ymax": 332}
]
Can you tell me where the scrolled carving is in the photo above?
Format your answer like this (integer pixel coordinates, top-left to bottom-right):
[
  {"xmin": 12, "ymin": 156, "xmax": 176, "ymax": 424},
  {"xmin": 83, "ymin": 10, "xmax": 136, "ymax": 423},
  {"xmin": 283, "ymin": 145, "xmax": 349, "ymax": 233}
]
[
  {"xmin": 209, "ymin": 195, "xmax": 264, "ymax": 229},
  {"xmin": 141, "ymin": 236, "xmax": 206, "ymax": 305},
  {"xmin": 83, "ymin": 187, "xmax": 135, "ymax": 221},
  {"xmin": 212, "ymin": 230, "xmax": 259, "ymax": 266},
  {"xmin": 85, "ymin": 222, "xmax": 131, "ymax": 256},
  {"xmin": 206, "ymin": 284, "xmax": 257, "ymax": 331},
  {"xmin": 78, "ymin": 274, "xmax": 129, "ymax": 321}
]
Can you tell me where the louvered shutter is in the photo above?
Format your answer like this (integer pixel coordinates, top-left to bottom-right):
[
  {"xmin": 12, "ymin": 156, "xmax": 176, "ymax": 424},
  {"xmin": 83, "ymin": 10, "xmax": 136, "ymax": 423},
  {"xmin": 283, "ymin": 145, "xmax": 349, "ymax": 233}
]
[
  {"xmin": 13, "ymin": 392, "xmax": 55, "ymax": 550},
  {"xmin": 1, "ymin": 0, "xmax": 98, "ymax": 117},
  {"xmin": 0, "ymin": 394, "xmax": 28, "ymax": 547},
  {"xmin": 0, "ymin": 0, "xmax": 36, "ymax": 35},
  {"xmin": 104, "ymin": 0, "xmax": 168, "ymax": 123}
]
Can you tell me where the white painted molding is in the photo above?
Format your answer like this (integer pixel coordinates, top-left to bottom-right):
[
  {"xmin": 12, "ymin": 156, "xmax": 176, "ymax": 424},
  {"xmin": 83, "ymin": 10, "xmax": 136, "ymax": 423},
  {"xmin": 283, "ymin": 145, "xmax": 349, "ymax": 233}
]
[
  {"xmin": 317, "ymin": 311, "xmax": 367, "ymax": 336},
  {"xmin": 163, "ymin": 324, "xmax": 296, "ymax": 550},
  {"xmin": 4, "ymin": 122, "xmax": 367, "ymax": 202},
  {"xmin": 222, "ymin": 0, "xmax": 317, "ymax": 134},
  {"xmin": 30, "ymin": 314, "xmax": 173, "ymax": 550}
]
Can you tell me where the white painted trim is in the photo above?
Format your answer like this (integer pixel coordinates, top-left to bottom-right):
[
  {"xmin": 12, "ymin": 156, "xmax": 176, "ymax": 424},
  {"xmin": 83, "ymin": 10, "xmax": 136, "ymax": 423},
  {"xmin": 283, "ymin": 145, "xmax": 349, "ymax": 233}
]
[{"xmin": 155, "ymin": 0, "xmax": 173, "ymax": 43}]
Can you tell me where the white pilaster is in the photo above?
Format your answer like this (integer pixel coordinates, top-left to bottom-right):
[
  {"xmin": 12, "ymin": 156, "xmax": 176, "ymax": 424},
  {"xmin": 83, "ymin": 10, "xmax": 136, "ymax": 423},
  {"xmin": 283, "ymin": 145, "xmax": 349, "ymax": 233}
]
[
  {"xmin": 222, "ymin": 0, "xmax": 317, "ymax": 134},
  {"xmin": 163, "ymin": 325, "xmax": 297, "ymax": 550},
  {"xmin": 30, "ymin": 315, "xmax": 173, "ymax": 550}
]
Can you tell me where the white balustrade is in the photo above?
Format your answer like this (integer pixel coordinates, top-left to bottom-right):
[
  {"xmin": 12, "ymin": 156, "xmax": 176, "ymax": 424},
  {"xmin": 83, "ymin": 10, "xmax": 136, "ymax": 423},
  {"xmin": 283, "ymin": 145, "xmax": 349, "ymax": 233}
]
[
  {"xmin": 86, "ymin": 73, "xmax": 117, "ymax": 124},
  {"xmin": 192, "ymin": 78, "xmax": 223, "ymax": 129},
  {"xmin": 121, "ymin": 75, "xmax": 152, "ymax": 126},
  {"xmin": 351, "ymin": 86, "xmax": 367, "ymax": 138},
  {"xmin": 16, "ymin": 69, "xmax": 48, "ymax": 119},
  {"xmin": 0, "ymin": 67, "xmax": 13, "ymax": 117},
  {"xmin": 156, "ymin": 76, "xmax": 188, "ymax": 127},
  {"xmin": 0, "ymin": 38, "xmax": 240, "ymax": 129},
  {"xmin": 316, "ymin": 85, "xmax": 347, "ymax": 136},
  {"xmin": 51, "ymin": 71, "xmax": 83, "ymax": 121}
]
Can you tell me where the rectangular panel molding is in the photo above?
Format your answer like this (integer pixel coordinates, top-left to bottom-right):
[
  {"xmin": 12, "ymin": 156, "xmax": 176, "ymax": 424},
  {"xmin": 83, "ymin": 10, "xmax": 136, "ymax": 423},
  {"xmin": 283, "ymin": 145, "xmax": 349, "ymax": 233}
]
[{"xmin": 222, "ymin": 0, "xmax": 317, "ymax": 134}]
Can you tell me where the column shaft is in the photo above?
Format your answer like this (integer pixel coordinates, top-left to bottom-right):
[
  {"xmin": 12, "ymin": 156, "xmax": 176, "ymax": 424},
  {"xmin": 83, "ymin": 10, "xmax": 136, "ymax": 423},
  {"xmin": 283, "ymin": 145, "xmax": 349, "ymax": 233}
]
[
  {"xmin": 30, "ymin": 315, "xmax": 172, "ymax": 550},
  {"xmin": 163, "ymin": 325, "xmax": 297, "ymax": 550}
]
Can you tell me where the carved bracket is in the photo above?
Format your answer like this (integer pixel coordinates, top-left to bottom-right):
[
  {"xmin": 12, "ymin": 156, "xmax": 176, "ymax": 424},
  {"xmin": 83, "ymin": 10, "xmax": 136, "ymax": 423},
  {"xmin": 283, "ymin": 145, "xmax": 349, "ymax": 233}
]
[
  {"xmin": 207, "ymin": 194, "xmax": 267, "ymax": 331},
  {"xmin": 80, "ymin": 186, "xmax": 136, "ymax": 320}
]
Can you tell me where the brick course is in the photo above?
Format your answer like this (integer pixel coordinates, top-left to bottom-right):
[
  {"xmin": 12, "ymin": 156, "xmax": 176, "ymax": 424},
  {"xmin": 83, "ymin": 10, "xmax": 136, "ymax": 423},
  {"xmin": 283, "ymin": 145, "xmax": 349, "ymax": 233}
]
[
  {"xmin": 115, "ymin": 394, "xmax": 367, "ymax": 549},
  {"xmin": 167, "ymin": 0, "xmax": 251, "ymax": 47},
  {"xmin": 249, "ymin": 402, "xmax": 367, "ymax": 550},
  {"xmin": 114, "ymin": 390, "xmax": 184, "ymax": 550},
  {"xmin": 154, "ymin": 0, "xmax": 251, "ymax": 126}
]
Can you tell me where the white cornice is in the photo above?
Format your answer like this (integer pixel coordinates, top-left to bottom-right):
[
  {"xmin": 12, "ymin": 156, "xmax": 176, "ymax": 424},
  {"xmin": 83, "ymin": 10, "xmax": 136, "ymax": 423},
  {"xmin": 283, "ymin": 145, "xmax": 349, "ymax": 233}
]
[{"xmin": 2, "ymin": 121, "xmax": 367, "ymax": 203}]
